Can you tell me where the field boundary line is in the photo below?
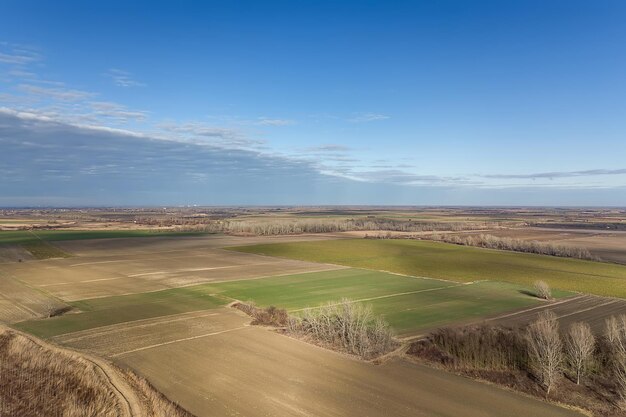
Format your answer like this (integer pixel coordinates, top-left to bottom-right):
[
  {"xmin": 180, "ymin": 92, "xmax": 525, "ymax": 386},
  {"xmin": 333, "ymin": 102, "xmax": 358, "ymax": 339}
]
[
  {"xmin": 50, "ymin": 308, "xmax": 227, "ymax": 340},
  {"xmin": 289, "ymin": 282, "xmax": 474, "ymax": 312},
  {"xmin": 55, "ymin": 311, "xmax": 224, "ymax": 344},
  {"xmin": 485, "ymin": 295, "xmax": 587, "ymax": 322},
  {"xmin": 111, "ymin": 326, "xmax": 249, "ymax": 357},
  {"xmin": 554, "ymin": 299, "xmax": 622, "ymax": 320}
]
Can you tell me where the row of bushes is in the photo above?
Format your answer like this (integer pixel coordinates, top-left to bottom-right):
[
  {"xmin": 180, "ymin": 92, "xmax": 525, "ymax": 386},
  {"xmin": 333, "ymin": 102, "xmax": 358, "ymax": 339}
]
[
  {"xmin": 179, "ymin": 218, "xmax": 514, "ymax": 236},
  {"xmin": 234, "ymin": 300, "xmax": 398, "ymax": 360},
  {"xmin": 410, "ymin": 313, "xmax": 626, "ymax": 413},
  {"xmin": 424, "ymin": 233, "xmax": 597, "ymax": 261}
]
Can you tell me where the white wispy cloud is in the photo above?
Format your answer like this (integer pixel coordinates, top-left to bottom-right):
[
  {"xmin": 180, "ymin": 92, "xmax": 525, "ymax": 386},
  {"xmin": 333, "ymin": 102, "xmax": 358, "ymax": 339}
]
[
  {"xmin": 0, "ymin": 42, "xmax": 41, "ymax": 65},
  {"xmin": 105, "ymin": 68, "xmax": 145, "ymax": 87},
  {"xmin": 256, "ymin": 117, "xmax": 295, "ymax": 126},
  {"xmin": 348, "ymin": 112, "xmax": 390, "ymax": 123},
  {"xmin": 482, "ymin": 169, "xmax": 626, "ymax": 180},
  {"xmin": 158, "ymin": 121, "xmax": 266, "ymax": 149},
  {"xmin": 17, "ymin": 84, "xmax": 95, "ymax": 101}
]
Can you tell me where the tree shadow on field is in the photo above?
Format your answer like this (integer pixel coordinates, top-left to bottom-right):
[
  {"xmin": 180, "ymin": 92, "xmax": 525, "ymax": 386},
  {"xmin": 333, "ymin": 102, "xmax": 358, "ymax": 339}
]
[{"xmin": 518, "ymin": 289, "xmax": 541, "ymax": 299}]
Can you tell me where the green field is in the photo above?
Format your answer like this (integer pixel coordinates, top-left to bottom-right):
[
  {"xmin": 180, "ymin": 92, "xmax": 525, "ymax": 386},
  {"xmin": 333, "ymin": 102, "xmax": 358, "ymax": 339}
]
[
  {"xmin": 19, "ymin": 240, "xmax": 71, "ymax": 259},
  {"xmin": 0, "ymin": 229, "xmax": 207, "ymax": 245},
  {"xmin": 228, "ymin": 239, "xmax": 626, "ymax": 298},
  {"xmin": 15, "ymin": 286, "xmax": 226, "ymax": 338},
  {"xmin": 16, "ymin": 268, "xmax": 554, "ymax": 338}
]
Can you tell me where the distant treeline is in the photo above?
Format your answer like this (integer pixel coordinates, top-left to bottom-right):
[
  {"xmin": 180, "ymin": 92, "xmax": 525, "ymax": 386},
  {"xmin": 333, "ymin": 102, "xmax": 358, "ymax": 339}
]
[
  {"xmin": 533, "ymin": 222, "xmax": 626, "ymax": 231},
  {"xmin": 177, "ymin": 218, "xmax": 519, "ymax": 235},
  {"xmin": 427, "ymin": 233, "xmax": 597, "ymax": 261},
  {"xmin": 365, "ymin": 232, "xmax": 597, "ymax": 261}
]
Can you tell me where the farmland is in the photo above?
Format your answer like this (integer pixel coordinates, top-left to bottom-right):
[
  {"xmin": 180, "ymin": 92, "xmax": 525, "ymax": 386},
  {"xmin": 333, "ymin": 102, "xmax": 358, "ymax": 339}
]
[
  {"xmin": 230, "ymin": 238, "xmax": 626, "ymax": 298},
  {"xmin": 2, "ymin": 211, "xmax": 624, "ymax": 416},
  {"xmin": 16, "ymin": 267, "xmax": 557, "ymax": 338}
]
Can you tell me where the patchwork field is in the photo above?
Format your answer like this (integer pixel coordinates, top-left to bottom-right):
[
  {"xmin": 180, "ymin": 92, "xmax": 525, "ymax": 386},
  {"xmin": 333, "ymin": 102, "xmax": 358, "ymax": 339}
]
[
  {"xmin": 0, "ymin": 239, "xmax": 341, "ymax": 303},
  {"xmin": 48, "ymin": 306, "xmax": 581, "ymax": 417},
  {"xmin": 2, "ymin": 231, "xmax": 613, "ymax": 417},
  {"xmin": 16, "ymin": 267, "xmax": 555, "ymax": 338},
  {"xmin": 229, "ymin": 238, "xmax": 626, "ymax": 298}
]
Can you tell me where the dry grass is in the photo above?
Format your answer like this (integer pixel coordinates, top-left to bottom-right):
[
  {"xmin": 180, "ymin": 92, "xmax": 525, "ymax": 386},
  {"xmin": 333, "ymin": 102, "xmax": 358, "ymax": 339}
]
[
  {"xmin": 121, "ymin": 370, "xmax": 196, "ymax": 417},
  {"xmin": 0, "ymin": 328, "xmax": 121, "ymax": 417},
  {"xmin": 0, "ymin": 327, "xmax": 196, "ymax": 417}
]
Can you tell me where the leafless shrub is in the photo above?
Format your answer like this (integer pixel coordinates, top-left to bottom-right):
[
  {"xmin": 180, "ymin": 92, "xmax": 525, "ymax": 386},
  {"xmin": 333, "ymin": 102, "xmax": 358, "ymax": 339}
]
[
  {"xmin": 219, "ymin": 219, "xmax": 507, "ymax": 236},
  {"xmin": 534, "ymin": 280, "xmax": 552, "ymax": 300},
  {"xmin": 423, "ymin": 325, "xmax": 529, "ymax": 371},
  {"xmin": 565, "ymin": 322, "xmax": 595, "ymax": 385},
  {"xmin": 234, "ymin": 299, "xmax": 397, "ymax": 359},
  {"xmin": 526, "ymin": 311, "xmax": 563, "ymax": 397},
  {"xmin": 605, "ymin": 315, "xmax": 626, "ymax": 408},
  {"xmin": 233, "ymin": 302, "xmax": 289, "ymax": 326},
  {"xmin": 425, "ymin": 233, "xmax": 597, "ymax": 261},
  {"xmin": 289, "ymin": 299, "xmax": 398, "ymax": 359}
]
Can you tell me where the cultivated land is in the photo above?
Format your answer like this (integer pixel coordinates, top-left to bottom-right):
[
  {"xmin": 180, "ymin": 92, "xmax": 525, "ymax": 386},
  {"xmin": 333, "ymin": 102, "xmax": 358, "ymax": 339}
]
[
  {"xmin": 52, "ymin": 307, "xmax": 582, "ymax": 417},
  {"xmin": 2, "ymin": 208, "xmax": 624, "ymax": 417},
  {"xmin": 230, "ymin": 238, "xmax": 626, "ymax": 298},
  {"xmin": 16, "ymin": 268, "xmax": 555, "ymax": 338}
]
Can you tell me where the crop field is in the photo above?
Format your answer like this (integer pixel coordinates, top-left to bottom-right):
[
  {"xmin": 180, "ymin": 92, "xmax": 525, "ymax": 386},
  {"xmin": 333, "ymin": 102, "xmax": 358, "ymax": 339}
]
[
  {"xmin": 16, "ymin": 268, "xmax": 553, "ymax": 338},
  {"xmin": 487, "ymin": 294, "xmax": 626, "ymax": 334},
  {"xmin": 229, "ymin": 239, "xmax": 626, "ymax": 298},
  {"xmin": 0, "ymin": 229, "xmax": 207, "ymax": 245},
  {"xmin": 0, "ymin": 231, "xmax": 595, "ymax": 417},
  {"xmin": 47, "ymin": 306, "xmax": 580, "ymax": 417},
  {"xmin": 200, "ymin": 268, "xmax": 565, "ymax": 335},
  {"xmin": 0, "ymin": 239, "xmax": 341, "ymax": 302}
]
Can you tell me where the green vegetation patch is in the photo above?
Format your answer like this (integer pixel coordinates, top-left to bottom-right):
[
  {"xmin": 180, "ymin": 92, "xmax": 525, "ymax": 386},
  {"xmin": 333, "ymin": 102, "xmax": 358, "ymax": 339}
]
[
  {"xmin": 0, "ymin": 230, "xmax": 207, "ymax": 246},
  {"xmin": 203, "ymin": 269, "xmax": 559, "ymax": 335},
  {"xmin": 19, "ymin": 240, "xmax": 71, "ymax": 260},
  {"xmin": 16, "ymin": 267, "xmax": 553, "ymax": 338},
  {"xmin": 15, "ymin": 286, "xmax": 226, "ymax": 338},
  {"xmin": 229, "ymin": 239, "xmax": 626, "ymax": 298}
]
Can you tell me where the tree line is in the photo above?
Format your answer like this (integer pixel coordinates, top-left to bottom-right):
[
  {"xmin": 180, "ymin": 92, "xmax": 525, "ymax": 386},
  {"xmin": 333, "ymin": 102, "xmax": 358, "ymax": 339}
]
[{"xmin": 410, "ymin": 312, "xmax": 626, "ymax": 414}]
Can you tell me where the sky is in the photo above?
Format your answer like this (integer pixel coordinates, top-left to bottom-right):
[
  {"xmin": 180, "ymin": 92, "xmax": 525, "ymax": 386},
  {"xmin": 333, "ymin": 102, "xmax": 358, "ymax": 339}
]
[{"xmin": 1, "ymin": 0, "xmax": 625, "ymax": 206}]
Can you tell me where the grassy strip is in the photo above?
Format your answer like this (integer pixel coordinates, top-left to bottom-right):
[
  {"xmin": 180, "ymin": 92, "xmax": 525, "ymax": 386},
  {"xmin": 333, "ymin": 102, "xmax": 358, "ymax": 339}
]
[
  {"xmin": 19, "ymin": 240, "xmax": 71, "ymax": 260},
  {"xmin": 228, "ymin": 239, "xmax": 626, "ymax": 298},
  {"xmin": 0, "ymin": 230, "xmax": 208, "ymax": 245},
  {"xmin": 15, "ymin": 287, "xmax": 225, "ymax": 339}
]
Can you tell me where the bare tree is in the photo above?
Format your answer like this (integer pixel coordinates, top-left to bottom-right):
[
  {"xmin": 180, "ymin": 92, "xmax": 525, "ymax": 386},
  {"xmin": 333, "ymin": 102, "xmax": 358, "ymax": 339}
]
[
  {"xmin": 534, "ymin": 280, "xmax": 552, "ymax": 300},
  {"xmin": 527, "ymin": 310, "xmax": 562, "ymax": 396},
  {"xmin": 605, "ymin": 315, "xmax": 626, "ymax": 408},
  {"xmin": 565, "ymin": 322, "xmax": 595, "ymax": 385}
]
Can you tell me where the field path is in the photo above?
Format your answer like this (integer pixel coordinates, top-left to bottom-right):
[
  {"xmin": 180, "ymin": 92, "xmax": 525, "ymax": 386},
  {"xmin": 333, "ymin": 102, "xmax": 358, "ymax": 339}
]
[{"xmin": 12, "ymin": 327, "xmax": 145, "ymax": 417}]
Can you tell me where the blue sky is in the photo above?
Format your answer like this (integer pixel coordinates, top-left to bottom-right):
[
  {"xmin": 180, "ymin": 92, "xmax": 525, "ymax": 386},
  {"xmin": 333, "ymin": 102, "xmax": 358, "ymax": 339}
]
[{"xmin": 1, "ymin": 0, "xmax": 625, "ymax": 206}]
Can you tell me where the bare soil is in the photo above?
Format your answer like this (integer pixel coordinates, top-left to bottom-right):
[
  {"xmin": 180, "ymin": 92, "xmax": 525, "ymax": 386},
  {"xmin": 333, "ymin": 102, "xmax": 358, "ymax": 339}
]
[{"xmin": 56, "ymin": 306, "xmax": 583, "ymax": 417}]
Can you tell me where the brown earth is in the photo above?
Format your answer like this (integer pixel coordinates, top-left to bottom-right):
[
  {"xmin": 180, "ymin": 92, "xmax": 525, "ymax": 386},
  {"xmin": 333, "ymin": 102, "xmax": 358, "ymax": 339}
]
[
  {"xmin": 55, "ymin": 306, "xmax": 583, "ymax": 417},
  {"xmin": 0, "ymin": 245, "xmax": 34, "ymax": 263},
  {"xmin": 486, "ymin": 294, "xmax": 626, "ymax": 334},
  {"xmin": 0, "ymin": 235, "xmax": 344, "ymax": 302}
]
